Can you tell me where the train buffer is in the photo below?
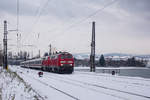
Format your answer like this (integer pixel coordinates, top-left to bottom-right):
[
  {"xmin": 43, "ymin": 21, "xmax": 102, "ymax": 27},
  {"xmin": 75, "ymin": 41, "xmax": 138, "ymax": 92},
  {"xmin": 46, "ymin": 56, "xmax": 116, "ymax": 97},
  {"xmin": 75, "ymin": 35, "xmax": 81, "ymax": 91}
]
[{"xmin": 38, "ymin": 71, "xmax": 43, "ymax": 77}]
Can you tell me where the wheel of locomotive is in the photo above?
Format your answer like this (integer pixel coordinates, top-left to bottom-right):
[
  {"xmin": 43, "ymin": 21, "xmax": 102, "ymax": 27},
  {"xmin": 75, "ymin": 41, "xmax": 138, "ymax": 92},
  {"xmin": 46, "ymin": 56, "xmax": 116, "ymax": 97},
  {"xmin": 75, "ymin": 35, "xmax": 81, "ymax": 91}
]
[
  {"xmin": 68, "ymin": 70, "xmax": 73, "ymax": 74},
  {"xmin": 56, "ymin": 68, "xmax": 59, "ymax": 73},
  {"xmin": 58, "ymin": 69, "xmax": 63, "ymax": 74},
  {"xmin": 49, "ymin": 68, "xmax": 52, "ymax": 72},
  {"xmin": 54, "ymin": 68, "xmax": 57, "ymax": 73},
  {"xmin": 68, "ymin": 68, "xmax": 73, "ymax": 74}
]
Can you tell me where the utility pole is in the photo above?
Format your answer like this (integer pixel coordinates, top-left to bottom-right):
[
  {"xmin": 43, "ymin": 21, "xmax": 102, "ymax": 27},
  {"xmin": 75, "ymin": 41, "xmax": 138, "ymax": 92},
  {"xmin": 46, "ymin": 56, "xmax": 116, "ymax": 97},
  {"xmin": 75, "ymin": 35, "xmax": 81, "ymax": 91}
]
[
  {"xmin": 3, "ymin": 20, "xmax": 8, "ymax": 69},
  {"xmin": 39, "ymin": 50, "xmax": 40, "ymax": 57},
  {"xmin": 49, "ymin": 44, "xmax": 51, "ymax": 55},
  {"xmin": 90, "ymin": 21, "xmax": 95, "ymax": 72}
]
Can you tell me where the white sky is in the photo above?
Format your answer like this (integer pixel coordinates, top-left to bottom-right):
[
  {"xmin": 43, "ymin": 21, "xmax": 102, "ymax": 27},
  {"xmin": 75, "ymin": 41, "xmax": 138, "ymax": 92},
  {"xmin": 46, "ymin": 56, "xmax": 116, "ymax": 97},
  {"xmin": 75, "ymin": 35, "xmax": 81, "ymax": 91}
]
[{"xmin": 0, "ymin": 0, "xmax": 150, "ymax": 56}]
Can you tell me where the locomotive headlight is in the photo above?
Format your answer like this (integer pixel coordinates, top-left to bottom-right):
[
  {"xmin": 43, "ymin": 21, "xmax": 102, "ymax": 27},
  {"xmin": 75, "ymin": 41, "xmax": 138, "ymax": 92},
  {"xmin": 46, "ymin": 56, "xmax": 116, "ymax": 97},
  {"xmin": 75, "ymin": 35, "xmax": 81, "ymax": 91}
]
[
  {"xmin": 70, "ymin": 64, "xmax": 72, "ymax": 66},
  {"xmin": 60, "ymin": 61, "xmax": 66, "ymax": 63},
  {"xmin": 61, "ymin": 64, "xmax": 63, "ymax": 66},
  {"xmin": 68, "ymin": 61, "xmax": 73, "ymax": 63}
]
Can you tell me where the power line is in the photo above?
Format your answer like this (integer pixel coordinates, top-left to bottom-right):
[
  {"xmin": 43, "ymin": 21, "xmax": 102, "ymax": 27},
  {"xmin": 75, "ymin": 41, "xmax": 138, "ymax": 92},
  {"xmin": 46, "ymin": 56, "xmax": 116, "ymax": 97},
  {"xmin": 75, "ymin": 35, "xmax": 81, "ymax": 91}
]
[
  {"xmin": 47, "ymin": 0, "xmax": 118, "ymax": 41},
  {"xmin": 42, "ymin": 0, "xmax": 117, "ymax": 53},
  {"xmin": 17, "ymin": 0, "xmax": 19, "ymax": 32},
  {"xmin": 21, "ymin": 0, "xmax": 52, "ymax": 43},
  {"xmin": 15, "ymin": 0, "xmax": 20, "ymax": 54},
  {"xmin": 20, "ymin": 0, "xmax": 52, "ymax": 55},
  {"xmin": 21, "ymin": 0, "xmax": 117, "ymax": 53},
  {"xmin": 65, "ymin": 0, "xmax": 117, "ymax": 31},
  {"xmin": 32, "ymin": 0, "xmax": 51, "ymax": 30}
]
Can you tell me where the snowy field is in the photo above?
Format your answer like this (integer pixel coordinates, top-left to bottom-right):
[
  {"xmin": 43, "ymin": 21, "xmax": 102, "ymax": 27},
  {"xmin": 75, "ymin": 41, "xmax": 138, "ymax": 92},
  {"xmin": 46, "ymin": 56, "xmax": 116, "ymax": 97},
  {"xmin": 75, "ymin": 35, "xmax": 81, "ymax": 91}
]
[
  {"xmin": 75, "ymin": 66, "xmax": 150, "ymax": 69},
  {"xmin": 1, "ymin": 66, "xmax": 150, "ymax": 100}
]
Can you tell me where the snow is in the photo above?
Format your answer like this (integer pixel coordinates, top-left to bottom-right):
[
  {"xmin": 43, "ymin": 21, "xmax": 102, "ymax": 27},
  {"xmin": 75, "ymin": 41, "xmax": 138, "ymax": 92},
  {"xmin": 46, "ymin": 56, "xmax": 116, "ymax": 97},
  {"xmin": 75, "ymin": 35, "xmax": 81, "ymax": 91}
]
[
  {"xmin": 1, "ymin": 66, "xmax": 150, "ymax": 100},
  {"xmin": 75, "ymin": 66, "xmax": 149, "ymax": 69},
  {"xmin": 0, "ymin": 67, "xmax": 44, "ymax": 100}
]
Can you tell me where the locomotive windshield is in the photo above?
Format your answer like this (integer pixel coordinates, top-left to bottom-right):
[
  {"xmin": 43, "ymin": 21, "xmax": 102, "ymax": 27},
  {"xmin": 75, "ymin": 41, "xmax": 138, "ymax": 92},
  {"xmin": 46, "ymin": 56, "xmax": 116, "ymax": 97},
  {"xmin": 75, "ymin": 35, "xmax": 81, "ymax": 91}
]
[{"xmin": 61, "ymin": 54, "xmax": 72, "ymax": 59}]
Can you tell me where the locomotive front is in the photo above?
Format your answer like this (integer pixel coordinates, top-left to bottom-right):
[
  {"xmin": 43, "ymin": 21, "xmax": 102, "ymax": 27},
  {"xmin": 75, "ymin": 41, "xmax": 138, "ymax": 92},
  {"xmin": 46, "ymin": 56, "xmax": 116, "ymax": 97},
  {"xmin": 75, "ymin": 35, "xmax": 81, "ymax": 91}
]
[{"xmin": 58, "ymin": 52, "xmax": 74, "ymax": 73}]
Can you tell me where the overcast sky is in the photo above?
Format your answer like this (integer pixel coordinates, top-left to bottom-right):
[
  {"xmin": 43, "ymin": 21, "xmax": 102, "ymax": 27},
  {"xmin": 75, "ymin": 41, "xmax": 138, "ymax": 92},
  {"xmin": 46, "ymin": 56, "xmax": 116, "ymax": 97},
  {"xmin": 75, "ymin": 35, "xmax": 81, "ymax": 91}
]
[{"xmin": 0, "ymin": 0, "xmax": 150, "ymax": 56}]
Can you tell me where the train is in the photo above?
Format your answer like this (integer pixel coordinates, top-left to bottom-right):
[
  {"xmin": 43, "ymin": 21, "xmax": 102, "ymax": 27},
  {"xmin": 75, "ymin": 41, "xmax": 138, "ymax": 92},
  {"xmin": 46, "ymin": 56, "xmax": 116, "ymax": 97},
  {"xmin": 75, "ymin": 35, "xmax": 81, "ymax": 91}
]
[{"xmin": 20, "ymin": 52, "xmax": 74, "ymax": 73}]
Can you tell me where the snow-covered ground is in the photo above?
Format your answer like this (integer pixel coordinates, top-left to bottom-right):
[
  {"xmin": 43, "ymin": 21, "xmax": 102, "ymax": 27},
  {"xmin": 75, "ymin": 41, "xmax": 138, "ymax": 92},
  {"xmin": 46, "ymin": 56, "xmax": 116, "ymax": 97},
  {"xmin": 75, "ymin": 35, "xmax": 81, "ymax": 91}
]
[
  {"xmin": 75, "ymin": 66, "xmax": 150, "ymax": 69},
  {"xmin": 0, "ymin": 67, "xmax": 44, "ymax": 100},
  {"xmin": 1, "ymin": 66, "xmax": 150, "ymax": 100}
]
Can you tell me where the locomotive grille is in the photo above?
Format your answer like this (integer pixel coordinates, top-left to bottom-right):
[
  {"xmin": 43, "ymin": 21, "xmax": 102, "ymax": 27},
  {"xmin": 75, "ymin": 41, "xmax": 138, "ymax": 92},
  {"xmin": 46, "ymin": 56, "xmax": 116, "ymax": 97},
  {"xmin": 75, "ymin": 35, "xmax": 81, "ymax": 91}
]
[{"xmin": 62, "ymin": 64, "xmax": 71, "ymax": 66}]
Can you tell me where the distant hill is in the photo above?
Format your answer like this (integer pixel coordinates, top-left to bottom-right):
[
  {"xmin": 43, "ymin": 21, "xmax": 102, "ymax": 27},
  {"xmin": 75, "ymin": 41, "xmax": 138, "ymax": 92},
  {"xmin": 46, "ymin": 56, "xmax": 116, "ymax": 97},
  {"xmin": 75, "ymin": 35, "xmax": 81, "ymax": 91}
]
[
  {"xmin": 103, "ymin": 53, "xmax": 131, "ymax": 57},
  {"xmin": 73, "ymin": 53, "xmax": 150, "ymax": 60}
]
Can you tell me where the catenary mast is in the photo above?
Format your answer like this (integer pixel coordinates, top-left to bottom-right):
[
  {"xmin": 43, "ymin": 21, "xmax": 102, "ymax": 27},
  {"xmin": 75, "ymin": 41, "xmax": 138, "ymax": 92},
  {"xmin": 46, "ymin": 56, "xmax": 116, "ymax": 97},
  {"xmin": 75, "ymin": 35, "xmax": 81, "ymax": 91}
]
[
  {"xmin": 90, "ymin": 21, "xmax": 95, "ymax": 72},
  {"xmin": 3, "ymin": 20, "xmax": 8, "ymax": 69}
]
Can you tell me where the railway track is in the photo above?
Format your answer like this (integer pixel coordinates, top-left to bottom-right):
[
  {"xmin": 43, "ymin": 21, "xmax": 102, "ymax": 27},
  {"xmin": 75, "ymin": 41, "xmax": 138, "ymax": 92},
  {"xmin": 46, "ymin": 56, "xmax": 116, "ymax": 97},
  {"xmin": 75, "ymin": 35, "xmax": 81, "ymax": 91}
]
[
  {"xmin": 17, "ymin": 70, "xmax": 80, "ymax": 100},
  {"xmin": 76, "ymin": 71, "xmax": 150, "ymax": 82},
  {"xmin": 36, "ymin": 75, "xmax": 128, "ymax": 100},
  {"xmin": 45, "ymin": 73, "xmax": 150, "ymax": 100},
  {"xmin": 13, "ymin": 67, "xmax": 150, "ymax": 100},
  {"xmin": 17, "ymin": 68, "xmax": 128, "ymax": 100},
  {"xmin": 20, "ymin": 67, "xmax": 150, "ymax": 87},
  {"xmin": 32, "ymin": 77, "xmax": 80, "ymax": 100},
  {"xmin": 75, "ymin": 71, "xmax": 150, "ymax": 87}
]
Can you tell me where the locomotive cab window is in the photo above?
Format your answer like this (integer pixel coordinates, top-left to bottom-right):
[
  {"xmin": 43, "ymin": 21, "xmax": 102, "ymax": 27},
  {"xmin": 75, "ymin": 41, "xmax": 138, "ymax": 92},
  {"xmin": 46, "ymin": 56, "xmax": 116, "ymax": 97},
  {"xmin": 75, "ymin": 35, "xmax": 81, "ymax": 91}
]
[{"xmin": 61, "ymin": 54, "xmax": 72, "ymax": 59}]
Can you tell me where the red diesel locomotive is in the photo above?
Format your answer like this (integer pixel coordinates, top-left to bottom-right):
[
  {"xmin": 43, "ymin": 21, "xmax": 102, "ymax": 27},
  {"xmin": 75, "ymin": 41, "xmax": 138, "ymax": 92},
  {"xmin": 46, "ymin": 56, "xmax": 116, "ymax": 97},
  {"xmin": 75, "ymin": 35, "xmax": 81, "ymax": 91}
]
[{"xmin": 21, "ymin": 52, "xmax": 74, "ymax": 73}]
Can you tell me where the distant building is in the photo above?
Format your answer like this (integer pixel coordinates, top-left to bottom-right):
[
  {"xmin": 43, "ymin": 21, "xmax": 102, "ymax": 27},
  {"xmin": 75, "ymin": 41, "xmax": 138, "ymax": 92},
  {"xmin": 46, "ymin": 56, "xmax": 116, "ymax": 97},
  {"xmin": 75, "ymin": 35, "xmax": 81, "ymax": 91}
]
[{"xmin": 146, "ymin": 60, "xmax": 150, "ymax": 68}]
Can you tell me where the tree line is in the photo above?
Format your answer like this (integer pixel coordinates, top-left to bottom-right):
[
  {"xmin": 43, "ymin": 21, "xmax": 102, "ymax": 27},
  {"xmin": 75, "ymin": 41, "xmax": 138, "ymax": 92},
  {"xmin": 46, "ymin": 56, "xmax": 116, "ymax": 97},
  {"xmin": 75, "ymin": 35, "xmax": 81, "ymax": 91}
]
[
  {"xmin": 74, "ymin": 54, "xmax": 147, "ymax": 67},
  {"xmin": 0, "ymin": 48, "xmax": 148, "ymax": 67}
]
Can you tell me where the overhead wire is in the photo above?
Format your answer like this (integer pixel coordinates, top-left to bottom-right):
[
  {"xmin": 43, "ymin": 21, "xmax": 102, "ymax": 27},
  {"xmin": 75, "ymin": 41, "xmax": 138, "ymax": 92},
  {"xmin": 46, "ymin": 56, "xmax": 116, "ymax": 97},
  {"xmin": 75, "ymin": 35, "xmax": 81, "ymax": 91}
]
[
  {"xmin": 21, "ymin": 0, "xmax": 52, "ymax": 44},
  {"xmin": 19, "ymin": 1, "xmax": 42, "ymax": 49},
  {"xmin": 6, "ymin": 0, "xmax": 20, "ymax": 53},
  {"xmin": 13, "ymin": 0, "xmax": 20, "ymax": 54},
  {"xmin": 17, "ymin": 0, "xmax": 19, "ymax": 32},
  {"xmin": 47, "ymin": 0, "xmax": 118, "ymax": 42},
  {"xmin": 65, "ymin": 0, "xmax": 117, "ymax": 31},
  {"xmin": 20, "ymin": 0, "xmax": 52, "ymax": 56},
  {"xmin": 21, "ymin": 0, "xmax": 117, "ymax": 54},
  {"xmin": 42, "ymin": 0, "xmax": 118, "ymax": 53}
]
